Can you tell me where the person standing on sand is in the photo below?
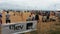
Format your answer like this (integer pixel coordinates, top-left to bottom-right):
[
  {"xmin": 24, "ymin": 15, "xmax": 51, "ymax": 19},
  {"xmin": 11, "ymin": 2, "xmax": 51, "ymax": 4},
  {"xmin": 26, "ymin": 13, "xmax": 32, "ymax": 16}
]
[
  {"xmin": 56, "ymin": 11, "xmax": 60, "ymax": 22},
  {"xmin": 31, "ymin": 13, "xmax": 35, "ymax": 21},
  {"xmin": 21, "ymin": 12, "xmax": 23, "ymax": 21},
  {"xmin": 0, "ymin": 12, "xmax": 2, "ymax": 24},
  {"xmin": 35, "ymin": 14, "xmax": 39, "ymax": 23},
  {"xmin": 30, "ymin": 12, "xmax": 35, "ymax": 20},
  {"xmin": 6, "ymin": 11, "xmax": 11, "ymax": 24},
  {"xmin": 42, "ymin": 12, "xmax": 47, "ymax": 22},
  {"xmin": 46, "ymin": 11, "xmax": 50, "ymax": 22}
]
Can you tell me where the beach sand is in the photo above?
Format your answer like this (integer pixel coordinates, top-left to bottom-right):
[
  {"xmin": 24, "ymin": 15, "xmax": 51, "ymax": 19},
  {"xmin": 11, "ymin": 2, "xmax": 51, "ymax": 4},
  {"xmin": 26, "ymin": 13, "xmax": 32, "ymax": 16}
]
[{"xmin": 0, "ymin": 11, "xmax": 60, "ymax": 34}]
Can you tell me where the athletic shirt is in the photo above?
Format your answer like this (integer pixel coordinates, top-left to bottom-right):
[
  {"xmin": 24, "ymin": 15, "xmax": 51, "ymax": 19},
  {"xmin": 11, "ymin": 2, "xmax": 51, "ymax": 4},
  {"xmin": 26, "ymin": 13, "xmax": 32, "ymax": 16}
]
[
  {"xmin": 35, "ymin": 15, "xmax": 39, "ymax": 20},
  {"xmin": 6, "ymin": 14, "xmax": 10, "ymax": 20}
]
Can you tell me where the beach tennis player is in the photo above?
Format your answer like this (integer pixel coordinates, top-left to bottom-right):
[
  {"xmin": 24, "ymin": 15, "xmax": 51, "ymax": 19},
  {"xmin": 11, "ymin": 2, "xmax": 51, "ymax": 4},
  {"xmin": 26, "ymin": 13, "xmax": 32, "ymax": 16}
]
[{"xmin": 6, "ymin": 11, "xmax": 11, "ymax": 23}]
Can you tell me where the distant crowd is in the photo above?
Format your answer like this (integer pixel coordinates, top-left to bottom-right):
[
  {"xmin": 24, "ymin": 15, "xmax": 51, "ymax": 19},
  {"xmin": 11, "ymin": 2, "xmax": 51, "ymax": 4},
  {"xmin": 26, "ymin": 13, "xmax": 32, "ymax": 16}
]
[
  {"xmin": 26, "ymin": 11, "xmax": 60, "ymax": 22},
  {"xmin": 0, "ymin": 11, "xmax": 60, "ymax": 24}
]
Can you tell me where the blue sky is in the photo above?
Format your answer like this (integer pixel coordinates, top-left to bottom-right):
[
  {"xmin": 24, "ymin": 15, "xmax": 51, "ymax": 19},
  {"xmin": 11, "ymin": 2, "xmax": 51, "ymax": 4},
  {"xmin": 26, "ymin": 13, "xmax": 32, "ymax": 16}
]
[{"xmin": 0, "ymin": 0, "xmax": 60, "ymax": 10}]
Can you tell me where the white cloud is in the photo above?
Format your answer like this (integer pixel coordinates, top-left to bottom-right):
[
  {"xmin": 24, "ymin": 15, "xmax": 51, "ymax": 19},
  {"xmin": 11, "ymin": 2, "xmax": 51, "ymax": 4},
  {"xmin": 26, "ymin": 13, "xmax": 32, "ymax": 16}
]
[{"xmin": 0, "ymin": 0, "xmax": 60, "ymax": 10}]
